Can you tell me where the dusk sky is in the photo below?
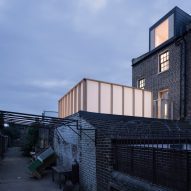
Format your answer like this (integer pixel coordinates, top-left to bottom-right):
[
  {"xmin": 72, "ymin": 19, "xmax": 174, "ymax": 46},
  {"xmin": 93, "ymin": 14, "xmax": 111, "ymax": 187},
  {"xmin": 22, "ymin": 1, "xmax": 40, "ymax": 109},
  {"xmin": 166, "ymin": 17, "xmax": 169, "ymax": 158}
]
[{"xmin": 0, "ymin": 0, "xmax": 190, "ymax": 115}]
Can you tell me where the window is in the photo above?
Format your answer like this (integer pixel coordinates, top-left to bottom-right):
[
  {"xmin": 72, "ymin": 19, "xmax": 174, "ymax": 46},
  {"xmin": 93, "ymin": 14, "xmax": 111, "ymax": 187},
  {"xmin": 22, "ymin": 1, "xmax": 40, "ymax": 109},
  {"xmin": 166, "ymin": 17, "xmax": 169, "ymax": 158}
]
[
  {"xmin": 159, "ymin": 51, "xmax": 169, "ymax": 72},
  {"xmin": 138, "ymin": 78, "xmax": 145, "ymax": 89},
  {"xmin": 150, "ymin": 14, "xmax": 174, "ymax": 50},
  {"xmin": 155, "ymin": 19, "xmax": 169, "ymax": 47},
  {"xmin": 159, "ymin": 89, "xmax": 169, "ymax": 119}
]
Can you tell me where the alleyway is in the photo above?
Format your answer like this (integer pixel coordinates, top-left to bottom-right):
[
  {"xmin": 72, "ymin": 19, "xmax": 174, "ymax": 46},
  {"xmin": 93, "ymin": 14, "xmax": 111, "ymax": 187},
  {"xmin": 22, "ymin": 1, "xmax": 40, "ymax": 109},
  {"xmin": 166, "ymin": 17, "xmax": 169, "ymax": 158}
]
[{"xmin": 0, "ymin": 147, "xmax": 61, "ymax": 191}]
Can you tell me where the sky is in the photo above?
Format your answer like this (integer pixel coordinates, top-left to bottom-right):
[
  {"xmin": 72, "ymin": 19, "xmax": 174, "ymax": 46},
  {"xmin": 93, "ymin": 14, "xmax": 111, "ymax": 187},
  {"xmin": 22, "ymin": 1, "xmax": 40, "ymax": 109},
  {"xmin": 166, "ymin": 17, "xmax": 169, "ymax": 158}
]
[{"xmin": 0, "ymin": 0, "xmax": 191, "ymax": 115}]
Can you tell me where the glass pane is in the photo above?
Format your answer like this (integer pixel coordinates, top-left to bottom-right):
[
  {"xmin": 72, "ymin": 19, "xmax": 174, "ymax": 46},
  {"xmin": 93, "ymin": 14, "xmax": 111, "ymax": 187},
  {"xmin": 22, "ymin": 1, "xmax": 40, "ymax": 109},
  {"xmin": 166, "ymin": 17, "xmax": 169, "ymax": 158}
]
[
  {"xmin": 159, "ymin": 51, "xmax": 169, "ymax": 72},
  {"xmin": 155, "ymin": 19, "xmax": 169, "ymax": 47}
]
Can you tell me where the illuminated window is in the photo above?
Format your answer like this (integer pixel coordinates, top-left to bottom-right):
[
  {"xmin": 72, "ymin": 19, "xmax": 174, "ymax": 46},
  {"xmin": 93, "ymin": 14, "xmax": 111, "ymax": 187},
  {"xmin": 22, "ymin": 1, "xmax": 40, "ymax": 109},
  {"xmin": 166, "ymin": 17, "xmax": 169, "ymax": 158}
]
[
  {"xmin": 159, "ymin": 90, "xmax": 169, "ymax": 119},
  {"xmin": 150, "ymin": 14, "xmax": 174, "ymax": 50},
  {"xmin": 138, "ymin": 78, "xmax": 145, "ymax": 89},
  {"xmin": 155, "ymin": 19, "xmax": 169, "ymax": 47},
  {"xmin": 159, "ymin": 51, "xmax": 169, "ymax": 72}
]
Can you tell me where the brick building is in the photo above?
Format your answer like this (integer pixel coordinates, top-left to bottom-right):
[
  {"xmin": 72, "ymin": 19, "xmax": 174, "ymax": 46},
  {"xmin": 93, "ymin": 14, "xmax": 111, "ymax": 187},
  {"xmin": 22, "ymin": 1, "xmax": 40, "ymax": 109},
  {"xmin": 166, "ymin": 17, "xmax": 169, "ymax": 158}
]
[
  {"xmin": 132, "ymin": 7, "xmax": 191, "ymax": 120},
  {"xmin": 55, "ymin": 6, "xmax": 191, "ymax": 191},
  {"xmin": 54, "ymin": 111, "xmax": 191, "ymax": 191}
]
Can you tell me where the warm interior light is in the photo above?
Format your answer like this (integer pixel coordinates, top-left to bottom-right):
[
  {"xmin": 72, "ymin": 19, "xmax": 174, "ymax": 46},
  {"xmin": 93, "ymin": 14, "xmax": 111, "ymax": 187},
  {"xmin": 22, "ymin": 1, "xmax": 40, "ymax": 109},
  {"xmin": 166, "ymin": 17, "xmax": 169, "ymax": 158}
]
[
  {"xmin": 164, "ymin": 103, "xmax": 168, "ymax": 117},
  {"xmin": 155, "ymin": 19, "xmax": 169, "ymax": 47}
]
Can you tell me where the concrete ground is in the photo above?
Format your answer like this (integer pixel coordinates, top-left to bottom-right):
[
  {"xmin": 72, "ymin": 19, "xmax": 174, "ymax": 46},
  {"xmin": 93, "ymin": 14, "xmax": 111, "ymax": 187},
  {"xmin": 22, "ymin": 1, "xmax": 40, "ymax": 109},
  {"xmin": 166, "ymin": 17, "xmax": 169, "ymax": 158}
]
[{"xmin": 0, "ymin": 147, "xmax": 62, "ymax": 191}]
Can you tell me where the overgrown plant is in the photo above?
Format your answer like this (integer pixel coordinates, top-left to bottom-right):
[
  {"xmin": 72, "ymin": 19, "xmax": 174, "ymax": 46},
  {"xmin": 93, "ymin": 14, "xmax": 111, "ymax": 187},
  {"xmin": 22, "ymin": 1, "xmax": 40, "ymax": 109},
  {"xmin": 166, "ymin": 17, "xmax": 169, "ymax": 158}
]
[
  {"xmin": 22, "ymin": 119, "xmax": 40, "ymax": 156},
  {"xmin": 0, "ymin": 112, "xmax": 4, "ymax": 131}
]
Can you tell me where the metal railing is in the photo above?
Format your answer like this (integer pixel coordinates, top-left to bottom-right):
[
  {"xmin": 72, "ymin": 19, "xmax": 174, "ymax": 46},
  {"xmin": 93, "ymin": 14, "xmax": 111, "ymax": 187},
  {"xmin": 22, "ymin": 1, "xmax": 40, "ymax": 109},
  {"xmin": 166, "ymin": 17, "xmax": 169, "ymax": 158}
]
[{"xmin": 113, "ymin": 139, "xmax": 191, "ymax": 191}]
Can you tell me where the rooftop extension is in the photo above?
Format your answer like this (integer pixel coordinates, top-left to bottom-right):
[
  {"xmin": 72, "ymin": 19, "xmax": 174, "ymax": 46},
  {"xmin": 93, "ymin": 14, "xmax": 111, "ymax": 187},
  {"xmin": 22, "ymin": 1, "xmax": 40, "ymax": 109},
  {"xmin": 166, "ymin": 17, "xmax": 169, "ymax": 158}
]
[{"xmin": 132, "ymin": 6, "xmax": 191, "ymax": 65}]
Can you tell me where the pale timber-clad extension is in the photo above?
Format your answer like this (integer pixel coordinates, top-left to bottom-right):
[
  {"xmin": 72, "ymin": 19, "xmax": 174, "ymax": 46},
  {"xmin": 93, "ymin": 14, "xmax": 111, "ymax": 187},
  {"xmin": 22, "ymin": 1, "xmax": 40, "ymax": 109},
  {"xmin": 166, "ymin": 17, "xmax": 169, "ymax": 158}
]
[{"xmin": 58, "ymin": 78, "xmax": 152, "ymax": 118}]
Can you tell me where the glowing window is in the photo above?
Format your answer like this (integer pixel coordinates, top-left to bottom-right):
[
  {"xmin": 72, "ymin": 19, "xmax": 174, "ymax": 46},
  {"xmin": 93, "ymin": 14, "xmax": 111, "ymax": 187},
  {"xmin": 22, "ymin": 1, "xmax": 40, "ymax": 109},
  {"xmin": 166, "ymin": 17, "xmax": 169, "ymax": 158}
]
[
  {"xmin": 138, "ymin": 79, "xmax": 145, "ymax": 89},
  {"xmin": 150, "ymin": 14, "xmax": 174, "ymax": 50},
  {"xmin": 159, "ymin": 51, "xmax": 169, "ymax": 72},
  {"xmin": 159, "ymin": 90, "xmax": 169, "ymax": 119},
  {"xmin": 155, "ymin": 19, "xmax": 169, "ymax": 47}
]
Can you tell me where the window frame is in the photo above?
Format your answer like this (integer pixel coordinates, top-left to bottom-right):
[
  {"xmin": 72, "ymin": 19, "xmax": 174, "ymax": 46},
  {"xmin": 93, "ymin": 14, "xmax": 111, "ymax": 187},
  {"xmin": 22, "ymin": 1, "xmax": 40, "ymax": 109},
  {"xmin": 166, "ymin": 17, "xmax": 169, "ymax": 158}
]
[
  {"xmin": 158, "ymin": 50, "xmax": 169, "ymax": 74},
  {"xmin": 158, "ymin": 89, "xmax": 169, "ymax": 119},
  {"xmin": 137, "ymin": 78, "xmax": 145, "ymax": 89},
  {"xmin": 154, "ymin": 18, "xmax": 169, "ymax": 48},
  {"xmin": 149, "ymin": 13, "xmax": 174, "ymax": 50}
]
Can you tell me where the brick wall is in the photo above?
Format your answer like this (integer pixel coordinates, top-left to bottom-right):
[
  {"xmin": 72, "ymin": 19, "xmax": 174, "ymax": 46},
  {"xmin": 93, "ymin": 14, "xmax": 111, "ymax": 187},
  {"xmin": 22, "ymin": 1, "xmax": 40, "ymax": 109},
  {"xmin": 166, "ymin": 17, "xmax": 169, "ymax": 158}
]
[
  {"xmin": 96, "ymin": 128, "xmax": 113, "ymax": 191},
  {"xmin": 54, "ymin": 114, "xmax": 97, "ymax": 191},
  {"xmin": 94, "ymin": 117, "xmax": 191, "ymax": 191},
  {"xmin": 113, "ymin": 144, "xmax": 191, "ymax": 191},
  {"xmin": 185, "ymin": 32, "xmax": 191, "ymax": 119},
  {"xmin": 132, "ymin": 42, "xmax": 182, "ymax": 120},
  {"xmin": 54, "ymin": 111, "xmax": 191, "ymax": 191},
  {"xmin": 78, "ymin": 118, "xmax": 97, "ymax": 191}
]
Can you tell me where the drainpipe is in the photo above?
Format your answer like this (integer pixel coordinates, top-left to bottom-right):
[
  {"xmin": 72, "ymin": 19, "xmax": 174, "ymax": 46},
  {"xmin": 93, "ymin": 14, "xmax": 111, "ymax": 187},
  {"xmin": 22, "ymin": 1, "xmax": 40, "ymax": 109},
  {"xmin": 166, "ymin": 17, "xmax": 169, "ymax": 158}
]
[{"xmin": 177, "ymin": 37, "xmax": 186, "ymax": 120}]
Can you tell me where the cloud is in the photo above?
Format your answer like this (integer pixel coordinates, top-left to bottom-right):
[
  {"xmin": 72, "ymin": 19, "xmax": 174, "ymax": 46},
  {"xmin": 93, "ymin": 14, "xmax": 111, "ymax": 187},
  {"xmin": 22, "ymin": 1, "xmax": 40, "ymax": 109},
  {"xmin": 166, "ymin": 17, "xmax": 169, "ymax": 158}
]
[
  {"xmin": 29, "ymin": 79, "xmax": 73, "ymax": 89},
  {"xmin": 79, "ymin": 0, "xmax": 107, "ymax": 13},
  {"xmin": 0, "ymin": 0, "xmax": 191, "ymax": 114}
]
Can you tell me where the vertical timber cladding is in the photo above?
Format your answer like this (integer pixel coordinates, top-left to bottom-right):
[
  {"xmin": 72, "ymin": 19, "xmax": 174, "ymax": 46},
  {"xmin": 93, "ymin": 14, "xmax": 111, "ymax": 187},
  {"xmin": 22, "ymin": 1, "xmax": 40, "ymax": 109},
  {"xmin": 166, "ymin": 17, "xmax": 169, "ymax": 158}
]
[{"xmin": 58, "ymin": 79, "xmax": 152, "ymax": 118}]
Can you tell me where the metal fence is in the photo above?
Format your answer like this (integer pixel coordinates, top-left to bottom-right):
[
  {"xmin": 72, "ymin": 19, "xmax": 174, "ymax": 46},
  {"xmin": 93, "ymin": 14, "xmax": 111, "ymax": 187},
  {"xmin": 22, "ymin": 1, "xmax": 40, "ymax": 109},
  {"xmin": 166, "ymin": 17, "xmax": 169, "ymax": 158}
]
[{"xmin": 113, "ymin": 139, "xmax": 191, "ymax": 191}]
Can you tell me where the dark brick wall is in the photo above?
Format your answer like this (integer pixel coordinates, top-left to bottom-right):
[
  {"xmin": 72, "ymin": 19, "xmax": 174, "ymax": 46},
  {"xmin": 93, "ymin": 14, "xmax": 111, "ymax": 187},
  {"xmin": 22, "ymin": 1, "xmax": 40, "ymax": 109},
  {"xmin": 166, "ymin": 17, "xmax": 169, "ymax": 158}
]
[
  {"xmin": 54, "ymin": 111, "xmax": 191, "ymax": 191},
  {"xmin": 113, "ymin": 145, "xmax": 191, "ymax": 191},
  {"xmin": 95, "ymin": 119, "xmax": 191, "ymax": 191},
  {"xmin": 185, "ymin": 32, "xmax": 191, "ymax": 120},
  {"xmin": 96, "ymin": 128, "xmax": 113, "ymax": 191},
  {"xmin": 132, "ymin": 42, "xmax": 182, "ymax": 120}
]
